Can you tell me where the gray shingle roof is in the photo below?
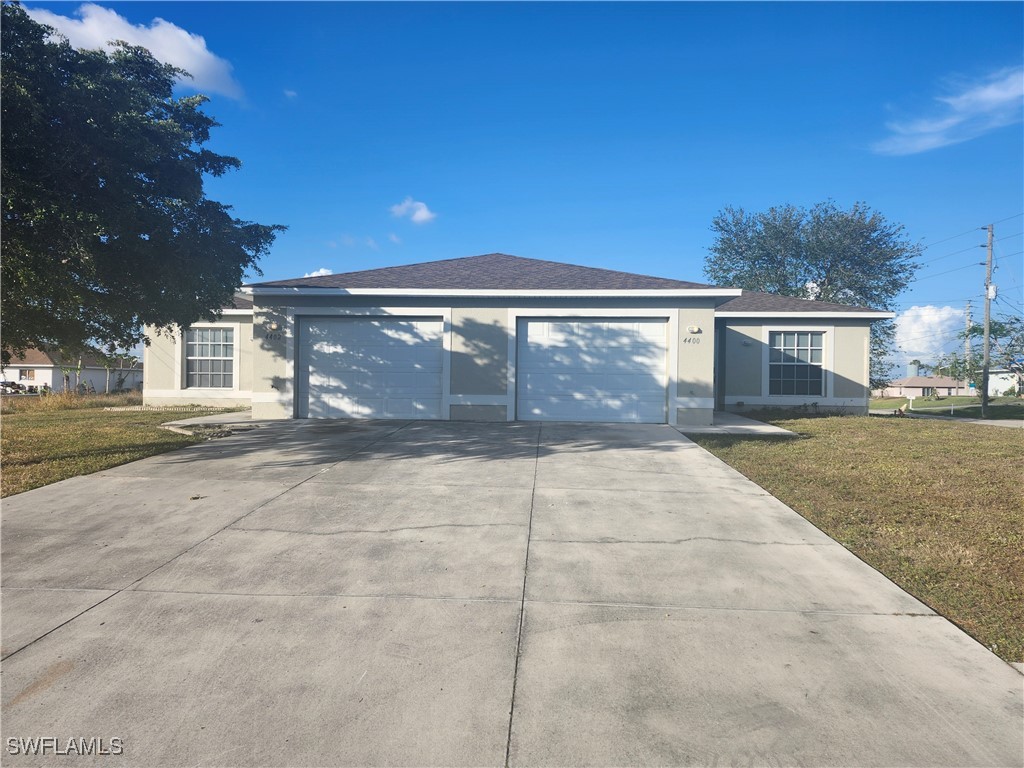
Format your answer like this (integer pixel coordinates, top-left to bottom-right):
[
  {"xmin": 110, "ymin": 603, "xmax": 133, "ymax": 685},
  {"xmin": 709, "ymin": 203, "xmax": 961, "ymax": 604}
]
[
  {"xmin": 249, "ymin": 253, "xmax": 715, "ymax": 291},
  {"xmin": 717, "ymin": 290, "xmax": 883, "ymax": 314}
]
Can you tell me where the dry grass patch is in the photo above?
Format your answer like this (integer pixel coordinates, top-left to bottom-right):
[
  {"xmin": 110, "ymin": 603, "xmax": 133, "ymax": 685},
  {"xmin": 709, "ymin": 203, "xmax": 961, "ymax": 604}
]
[
  {"xmin": 690, "ymin": 415, "xmax": 1023, "ymax": 663},
  {"xmin": 1, "ymin": 401, "xmax": 204, "ymax": 497}
]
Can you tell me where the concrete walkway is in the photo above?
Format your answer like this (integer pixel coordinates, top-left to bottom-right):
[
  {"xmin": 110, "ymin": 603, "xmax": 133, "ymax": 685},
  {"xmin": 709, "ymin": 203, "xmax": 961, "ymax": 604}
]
[
  {"xmin": 2, "ymin": 422, "xmax": 1020, "ymax": 766},
  {"xmin": 675, "ymin": 411, "xmax": 797, "ymax": 436}
]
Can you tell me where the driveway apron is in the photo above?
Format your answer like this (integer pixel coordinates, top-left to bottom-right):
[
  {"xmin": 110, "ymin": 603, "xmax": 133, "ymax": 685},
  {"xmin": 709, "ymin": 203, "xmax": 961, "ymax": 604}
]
[{"xmin": 1, "ymin": 421, "xmax": 1020, "ymax": 767}]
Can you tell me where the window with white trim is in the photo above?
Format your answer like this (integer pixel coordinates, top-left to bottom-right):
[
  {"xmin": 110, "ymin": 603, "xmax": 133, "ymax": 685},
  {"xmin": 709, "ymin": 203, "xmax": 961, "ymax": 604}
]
[
  {"xmin": 18, "ymin": 369, "xmax": 35, "ymax": 381},
  {"xmin": 185, "ymin": 328, "xmax": 234, "ymax": 388},
  {"xmin": 769, "ymin": 331, "xmax": 824, "ymax": 396}
]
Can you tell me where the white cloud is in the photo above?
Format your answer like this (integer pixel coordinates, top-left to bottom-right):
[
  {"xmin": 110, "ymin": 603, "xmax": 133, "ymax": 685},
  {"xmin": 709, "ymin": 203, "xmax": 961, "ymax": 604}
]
[
  {"xmin": 365, "ymin": 237, "xmax": 379, "ymax": 251},
  {"xmin": 303, "ymin": 267, "xmax": 333, "ymax": 278},
  {"xmin": 283, "ymin": 89, "xmax": 298, "ymax": 99},
  {"xmin": 893, "ymin": 305, "xmax": 964, "ymax": 364},
  {"xmin": 25, "ymin": 3, "xmax": 243, "ymax": 99},
  {"xmin": 390, "ymin": 197, "xmax": 437, "ymax": 224},
  {"xmin": 873, "ymin": 66, "xmax": 1023, "ymax": 155},
  {"xmin": 388, "ymin": 233, "xmax": 402, "ymax": 244}
]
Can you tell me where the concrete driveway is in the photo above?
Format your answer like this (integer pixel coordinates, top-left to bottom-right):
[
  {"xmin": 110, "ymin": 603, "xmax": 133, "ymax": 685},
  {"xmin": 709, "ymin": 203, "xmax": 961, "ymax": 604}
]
[{"xmin": 2, "ymin": 421, "xmax": 1021, "ymax": 766}]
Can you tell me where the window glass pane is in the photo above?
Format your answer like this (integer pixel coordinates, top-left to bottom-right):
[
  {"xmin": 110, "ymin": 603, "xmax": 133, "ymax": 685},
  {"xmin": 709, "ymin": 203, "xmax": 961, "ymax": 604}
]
[
  {"xmin": 184, "ymin": 325, "xmax": 234, "ymax": 388},
  {"xmin": 797, "ymin": 349, "xmax": 809, "ymax": 362},
  {"xmin": 810, "ymin": 349, "xmax": 822, "ymax": 364},
  {"xmin": 798, "ymin": 332, "xmax": 809, "ymax": 347},
  {"xmin": 769, "ymin": 332, "xmax": 782, "ymax": 348},
  {"xmin": 770, "ymin": 349, "xmax": 782, "ymax": 362},
  {"xmin": 809, "ymin": 380, "xmax": 823, "ymax": 396},
  {"xmin": 811, "ymin": 332, "xmax": 823, "ymax": 347},
  {"xmin": 784, "ymin": 332, "xmax": 796, "ymax": 347}
]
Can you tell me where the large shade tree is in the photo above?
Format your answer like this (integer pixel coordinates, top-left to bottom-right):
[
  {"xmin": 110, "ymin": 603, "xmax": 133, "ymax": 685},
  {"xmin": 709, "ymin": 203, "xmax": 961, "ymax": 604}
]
[
  {"xmin": 704, "ymin": 200, "xmax": 922, "ymax": 388},
  {"xmin": 1, "ymin": 3, "xmax": 284, "ymax": 362}
]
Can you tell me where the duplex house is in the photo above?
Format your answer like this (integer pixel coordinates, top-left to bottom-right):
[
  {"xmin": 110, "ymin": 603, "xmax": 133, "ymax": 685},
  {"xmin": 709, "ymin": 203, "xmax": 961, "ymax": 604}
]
[{"xmin": 143, "ymin": 253, "xmax": 890, "ymax": 425}]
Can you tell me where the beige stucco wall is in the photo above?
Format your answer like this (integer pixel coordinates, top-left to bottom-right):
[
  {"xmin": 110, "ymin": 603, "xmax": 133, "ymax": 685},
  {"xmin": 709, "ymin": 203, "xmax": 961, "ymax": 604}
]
[
  {"xmin": 450, "ymin": 307, "xmax": 508, "ymax": 396},
  {"xmin": 143, "ymin": 330, "xmax": 178, "ymax": 392},
  {"xmin": 143, "ymin": 316, "xmax": 255, "ymax": 408},
  {"xmin": 717, "ymin": 318, "xmax": 872, "ymax": 414},
  {"xmin": 676, "ymin": 303, "xmax": 716, "ymax": 402},
  {"xmin": 251, "ymin": 305, "xmax": 292, "ymax": 419}
]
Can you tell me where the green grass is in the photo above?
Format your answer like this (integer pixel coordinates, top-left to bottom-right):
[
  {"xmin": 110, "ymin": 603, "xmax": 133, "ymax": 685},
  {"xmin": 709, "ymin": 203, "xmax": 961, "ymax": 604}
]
[
  {"xmin": 1, "ymin": 395, "xmax": 205, "ymax": 497},
  {"xmin": 870, "ymin": 395, "xmax": 990, "ymax": 410},
  {"xmin": 943, "ymin": 403, "xmax": 1024, "ymax": 420},
  {"xmin": 870, "ymin": 396, "xmax": 1022, "ymax": 420},
  {"xmin": 690, "ymin": 414, "xmax": 1024, "ymax": 663}
]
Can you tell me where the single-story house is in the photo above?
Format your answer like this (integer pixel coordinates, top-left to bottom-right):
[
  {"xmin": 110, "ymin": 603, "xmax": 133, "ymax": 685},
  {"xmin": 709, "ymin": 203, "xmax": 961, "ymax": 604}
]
[
  {"xmin": 987, "ymin": 368, "xmax": 1022, "ymax": 397},
  {"xmin": 143, "ymin": 253, "xmax": 891, "ymax": 425},
  {"xmin": 1, "ymin": 348, "xmax": 142, "ymax": 393},
  {"xmin": 873, "ymin": 375, "xmax": 970, "ymax": 398}
]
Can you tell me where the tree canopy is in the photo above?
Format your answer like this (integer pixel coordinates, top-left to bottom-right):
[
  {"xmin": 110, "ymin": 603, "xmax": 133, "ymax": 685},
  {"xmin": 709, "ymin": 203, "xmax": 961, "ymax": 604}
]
[
  {"xmin": 704, "ymin": 200, "xmax": 922, "ymax": 387},
  {"xmin": 1, "ymin": 3, "xmax": 285, "ymax": 362},
  {"xmin": 934, "ymin": 315, "xmax": 1024, "ymax": 388}
]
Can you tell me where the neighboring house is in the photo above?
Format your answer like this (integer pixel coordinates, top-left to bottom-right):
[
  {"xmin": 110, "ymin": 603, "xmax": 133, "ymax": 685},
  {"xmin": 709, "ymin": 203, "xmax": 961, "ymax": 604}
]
[
  {"xmin": 1, "ymin": 348, "xmax": 143, "ymax": 393},
  {"xmin": 987, "ymin": 368, "xmax": 1022, "ymax": 397},
  {"xmin": 873, "ymin": 375, "xmax": 970, "ymax": 398},
  {"xmin": 143, "ymin": 253, "xmax": 891, "ymax": 425}
]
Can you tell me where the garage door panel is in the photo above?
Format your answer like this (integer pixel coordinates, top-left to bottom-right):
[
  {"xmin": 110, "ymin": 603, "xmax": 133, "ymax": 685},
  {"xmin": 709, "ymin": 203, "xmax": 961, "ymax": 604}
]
[
  {"xmin": 517, "ymin": 319, "xmax": 668, "ymax": 424},
  {"xmin": 299, "ymin": 317, "xmax": 444, "ymax": 419}
]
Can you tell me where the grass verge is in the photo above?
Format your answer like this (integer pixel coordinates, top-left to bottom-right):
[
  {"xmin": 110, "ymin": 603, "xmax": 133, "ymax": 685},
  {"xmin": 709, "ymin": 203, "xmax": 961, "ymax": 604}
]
[
  {"xmin": 941, "ymin": 403, "xmax": 1024, "ymax": 420},
  {"xmin": 690, "ymin": 414, "xmax": 1023, "ymax": 663},
  {"xmin": 1, "ymin": 397, "xmax": 206, "ymax": 497}
]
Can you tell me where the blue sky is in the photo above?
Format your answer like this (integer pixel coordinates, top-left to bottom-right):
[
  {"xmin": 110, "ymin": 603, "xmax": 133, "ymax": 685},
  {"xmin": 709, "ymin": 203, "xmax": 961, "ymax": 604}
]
[{"xmin": 26, "ymin": 1, "xmax": 1024, "ymax": 369}]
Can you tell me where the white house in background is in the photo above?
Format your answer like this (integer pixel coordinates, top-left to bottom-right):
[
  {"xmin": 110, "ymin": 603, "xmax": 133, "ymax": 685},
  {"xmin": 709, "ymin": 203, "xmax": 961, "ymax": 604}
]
[
  {"xmin": 988, "ymin": 368, "xmax": 1022, "ymax": 397},
  {"xmin": 0, "ymin": 348, "xmax": 142, "ymax": 393},
  {"xmin": 873, "ymin": 375, "xmax": 970, "ymax": 398}
]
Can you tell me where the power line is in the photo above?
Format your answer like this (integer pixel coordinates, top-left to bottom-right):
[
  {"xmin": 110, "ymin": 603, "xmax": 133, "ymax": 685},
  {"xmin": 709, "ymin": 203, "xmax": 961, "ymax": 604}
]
[
  {"xmin": 914, "ymin": 262, "xmax": 984, "ymax": 282},
  {"xmin": 918, "ymin": 213, "xmax": 1024, "ymax": 251},
  {"xmin": 916, "ymin": 235, "xmax": 1020, "ymax": 268}
]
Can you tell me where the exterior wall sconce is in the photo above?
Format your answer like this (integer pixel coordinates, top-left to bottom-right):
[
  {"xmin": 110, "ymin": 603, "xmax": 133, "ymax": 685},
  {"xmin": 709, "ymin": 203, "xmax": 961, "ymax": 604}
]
[
  {"xmin": 268, "ymin": 321, "xmax": 280, "ymax": 331},
  {"xmin": 687, "ymin": 325, "xmax": 701, "ymax": 334}
]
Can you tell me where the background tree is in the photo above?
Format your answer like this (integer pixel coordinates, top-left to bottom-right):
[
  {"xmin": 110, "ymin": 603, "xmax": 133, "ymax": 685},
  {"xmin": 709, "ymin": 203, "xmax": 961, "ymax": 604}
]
[
  {"xmin": 1, "ymin": 4, "xmax": 285, "ymax": 363},
  {"xmin": 704, "ymin": 200, "xmax": 922, "ymax": 388},
  {"xmin": 934, "ymin": 314, "xmax": 1024, "ymax": 391}
]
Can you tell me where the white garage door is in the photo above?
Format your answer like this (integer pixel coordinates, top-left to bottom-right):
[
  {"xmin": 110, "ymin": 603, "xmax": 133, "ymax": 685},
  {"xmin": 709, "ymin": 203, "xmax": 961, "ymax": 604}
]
[
  {"xmin": 516, "ymin": 318, "xmax": 668, "ymax": 423},
  {"xmin": 298, "ymin": 317, "xmax": 444, "ymax": 419}
]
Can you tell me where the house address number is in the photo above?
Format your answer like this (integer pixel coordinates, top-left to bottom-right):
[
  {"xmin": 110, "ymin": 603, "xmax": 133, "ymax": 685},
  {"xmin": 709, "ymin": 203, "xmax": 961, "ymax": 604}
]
[{"xmin": 681, "ymin": 337, "xmax": 701, "ymax": 344}]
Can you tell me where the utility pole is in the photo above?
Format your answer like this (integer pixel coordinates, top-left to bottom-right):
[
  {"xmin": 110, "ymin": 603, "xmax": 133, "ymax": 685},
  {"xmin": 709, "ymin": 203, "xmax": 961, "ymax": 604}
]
[
  {"xmin": 964, "ymin": 300, "xmax": 972, "ymax": 364},
  {"xmin": 981, "ymin": 224, "xmax": 994, "ymax": 418}
]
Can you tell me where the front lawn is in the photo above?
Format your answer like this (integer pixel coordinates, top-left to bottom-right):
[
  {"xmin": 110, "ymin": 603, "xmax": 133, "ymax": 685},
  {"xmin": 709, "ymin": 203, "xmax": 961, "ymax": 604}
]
[
  {"xmin": 690, "ymin": 415, "xmax": 1023, "ymax": 663},
  {"xmin": 1, "ymin": 396, "xmax": 205, "ymax": 497},
  {"xmin": 941, "ymin": 403, "xmax": 1024, "ymax": 420}
]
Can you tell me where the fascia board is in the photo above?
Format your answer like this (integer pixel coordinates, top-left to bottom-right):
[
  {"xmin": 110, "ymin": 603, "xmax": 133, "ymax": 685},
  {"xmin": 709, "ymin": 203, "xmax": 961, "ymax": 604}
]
[{"xmin": 716, "ymin": 311, "xmax": 894, "ymax": 319}]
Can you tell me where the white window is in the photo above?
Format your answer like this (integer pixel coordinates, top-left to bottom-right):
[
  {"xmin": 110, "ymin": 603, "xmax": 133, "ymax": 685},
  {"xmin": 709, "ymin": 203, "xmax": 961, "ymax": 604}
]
[
  {"xmin": 185, "ymin": 328, "xmax": 234, "ymax": 388},
  {"xmin": 18, "ymin": 369, "xmax": 35, "ymax": 381},
  {"xmin": 769, "ymin": 331, "xmax": 824, "ymax": 396}
]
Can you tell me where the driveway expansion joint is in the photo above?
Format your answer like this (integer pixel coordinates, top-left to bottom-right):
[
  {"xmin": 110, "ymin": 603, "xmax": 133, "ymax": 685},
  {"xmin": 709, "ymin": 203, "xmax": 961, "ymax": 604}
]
[
  {"xmin": 504, "ymin": 422, "xmax": 542, "ymax": 768},
  {"xmin": 229, "ymin": 522, "xmax": 527, "ymax": 536},
  {"xmin": 524, "ymin": 597, "xmax": 939, "ymax": 618},
  {"xmin": 542, "ymin": 536, "xmax": 833, "ymax": 546}
]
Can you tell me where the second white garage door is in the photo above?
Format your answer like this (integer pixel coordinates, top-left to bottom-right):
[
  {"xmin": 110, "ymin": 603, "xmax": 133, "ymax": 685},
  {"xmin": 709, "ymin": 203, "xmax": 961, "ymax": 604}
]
[
  {"xmin": 516, "ymin": 318, "xmax": 668, "ymax": 423},
  {"xmin": 297, "ymin": 317, "xmax": 444, "ymax": 419}
]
